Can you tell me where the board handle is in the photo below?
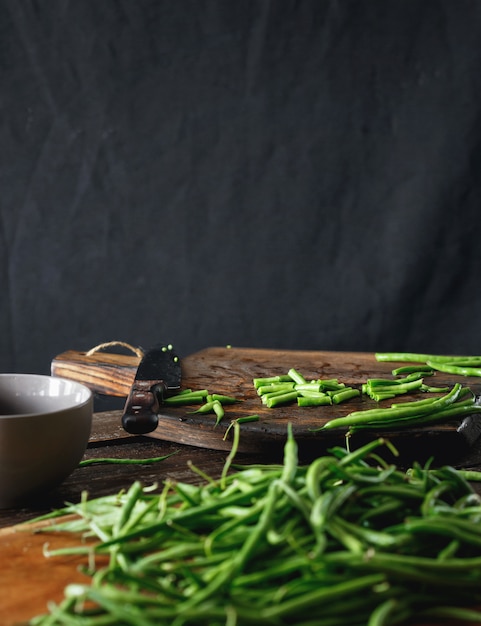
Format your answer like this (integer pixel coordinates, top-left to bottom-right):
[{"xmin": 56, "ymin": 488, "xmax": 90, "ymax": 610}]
[{"xmin": 51, "ymin": 350, "xmax": 140, "ymax": 396}]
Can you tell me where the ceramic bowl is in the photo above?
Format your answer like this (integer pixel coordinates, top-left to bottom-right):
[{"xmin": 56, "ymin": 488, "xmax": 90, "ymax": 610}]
[{"xmin": 0, "ymin": 373, "xmax": 93, "ymax": 507}]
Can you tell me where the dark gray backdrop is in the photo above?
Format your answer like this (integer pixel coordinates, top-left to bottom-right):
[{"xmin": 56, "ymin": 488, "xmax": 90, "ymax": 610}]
[{"xmin": 2, "ymin": 0, "xmax": 481, "ymax": 375}]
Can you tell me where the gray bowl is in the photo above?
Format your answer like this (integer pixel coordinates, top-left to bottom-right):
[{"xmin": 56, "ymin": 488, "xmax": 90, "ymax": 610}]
[{"xmin": 0, "ymin": 374, "xmax": 93, "ymax": 508}]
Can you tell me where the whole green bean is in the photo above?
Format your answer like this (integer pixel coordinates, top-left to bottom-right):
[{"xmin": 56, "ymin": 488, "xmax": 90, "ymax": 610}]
[
  {"xmin": 376, "ymin": 352, "xmax": 481, "ymax": 363},
  {"xmin": 260, "ymin": 574, "xmax": 386, "ymax": 621},
  {"xmin": 349, "ymin": 402, "xmax": 481, "ymax": 433},
  {"xmin": 317, "ymin": 383, "xmax": 463, "ymax": 431},
  {"xmin": 427, "ymin": 360, "xmax": 481, "ymax": 377},
  {"xmin": 79, "ymin": 453, "xmax": 176, "ymax": 467}
]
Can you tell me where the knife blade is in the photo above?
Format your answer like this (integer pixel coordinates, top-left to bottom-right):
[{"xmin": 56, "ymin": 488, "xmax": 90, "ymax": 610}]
[
  {"xmin": 121, "ymin": 344, "xmax": 182, "ymax": 434},
  {"xmin": 456, "ymin": 398, "xmax": 481, "ymax": 447}
]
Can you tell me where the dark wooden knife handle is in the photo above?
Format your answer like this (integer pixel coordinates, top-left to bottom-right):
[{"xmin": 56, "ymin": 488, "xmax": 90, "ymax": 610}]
[
  {"xmin": 122, "ymin": 412, "xmax": 159, "ymax": 435},
  {"xmin": 121, "ymin": 380, "xmax": 164, "ymax": 434}
]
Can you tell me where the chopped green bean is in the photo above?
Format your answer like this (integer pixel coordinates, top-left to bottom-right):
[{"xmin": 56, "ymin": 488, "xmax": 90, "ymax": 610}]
[
  {"xmin": 318, "ymin": 379, "xmax": 345, "ymax": 391},
  {"xmin": 367, "ymin": 373, "xmax": 424, "ymax": 386},
  {"xmin": 297, "ymin": 394, "xmax": 332, "ymax": 407},
  {"xmin": 255, "ymin": 369, "xmax": 358, "ymax": 412},
  {"xmin": 363, "ymin": 375, "xmax": 425, "ymax": 401},
  {"xmin": 213, "ymin": 400, "xmax": 225, "ymax": 426},
  {"xmin": 266, "ymin": 390, "xmax": 299, "ymax": 408},
  {"xmin": 189, "ymin": 400, "xmax": 215, "ymax": 414},
  {"xmin": 257, "ymin": 382, "xmax": 295, "ymax": 395},
  {"xmin": 211, "ymin": 394, "xmax": 241, "ymax": 404},
  {"xmin": 420, "ymin": 384, "xmax": 450, "ymax": 392},
  {"xmin": 287, "ymin": 367, "xmax": 307, "ymax": 385},
  {"xmin": 294, "ymin": 382, "xmax": 324, "ymax": 392},
  {"xmin": 331, "ymin": 388, "xmax": 360, "ymax": 404},
  {"xmin": 261, "ymin": 388, "xmax": 297, "ymax": 404},
  {"xmin": 253, "ymin": 375, "xmax": 293, "ymax": 388}
]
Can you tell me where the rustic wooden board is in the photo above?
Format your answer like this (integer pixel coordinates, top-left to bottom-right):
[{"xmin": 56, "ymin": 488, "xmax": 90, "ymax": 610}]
[
  {"xmin": 152, "ymin": 347, "xmax": 481, "ymax": 458},
  {"xmin": 51, "ymin": 348, "xmax": 140, "ymax": 396},
  {"xmin": 0, "ymin": 521, "xmax": 101, "ymax": 626},
  {"xmin": 52, "ymin": 347, "xmax": 481, "ymax": 464}
]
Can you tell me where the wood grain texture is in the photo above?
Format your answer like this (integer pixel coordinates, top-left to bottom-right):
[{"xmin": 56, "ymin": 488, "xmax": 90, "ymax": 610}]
[
  {"xmin": 0, "ymin": 522, "xmax": 101, "ymax": 626},
  {"xmin": 51, "ymin": 349, "xmax": 140, "ymax": 396}
]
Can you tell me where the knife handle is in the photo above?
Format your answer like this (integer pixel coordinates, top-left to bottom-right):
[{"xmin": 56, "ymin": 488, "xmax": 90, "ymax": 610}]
[{"xmin": 121, "ymin": 380, "xmax": 164, "ymax": 434}]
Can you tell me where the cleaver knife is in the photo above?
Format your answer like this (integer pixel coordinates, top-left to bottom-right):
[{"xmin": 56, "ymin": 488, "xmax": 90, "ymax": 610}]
[{"xmin": 121, "ymin": 344, "xmax": 182, "ymax": 435}]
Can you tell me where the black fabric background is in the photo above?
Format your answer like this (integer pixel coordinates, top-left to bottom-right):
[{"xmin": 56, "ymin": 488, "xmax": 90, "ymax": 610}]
[{"xmin": 2, "ymin": 1, "xmax": 481, "ymax": 374}]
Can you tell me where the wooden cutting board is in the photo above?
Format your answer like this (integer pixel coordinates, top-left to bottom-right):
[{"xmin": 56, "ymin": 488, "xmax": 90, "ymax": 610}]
[
  {"xmin": 0, "ymin": 520, "xmax": 94, "ymax": 625},
  {"xmin": 52, "ymin": 346, "xmax": 481, "ymax": 464}
]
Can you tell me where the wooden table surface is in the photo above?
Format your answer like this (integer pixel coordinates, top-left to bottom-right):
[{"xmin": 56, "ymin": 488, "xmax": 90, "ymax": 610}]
[{"xmin": 3, "ymin": 347, "xmax": 481, "ymax": 625}]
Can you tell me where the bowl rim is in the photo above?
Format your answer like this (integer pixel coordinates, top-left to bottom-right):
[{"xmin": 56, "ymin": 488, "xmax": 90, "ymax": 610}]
[{"xmin": 0, "ymin": 373, "xmax": 93, "ymax": 419}]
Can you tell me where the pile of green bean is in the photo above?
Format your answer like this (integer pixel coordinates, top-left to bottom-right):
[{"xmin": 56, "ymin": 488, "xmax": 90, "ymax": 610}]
[
  {"xmin": 361, "ymin": 372, "xmax": 449, "ymax": 402},
  {"xmin": 28, "ymin": 429, "xmax": 481, "ymax": 626},
  {"xmin": 254, "ymin": 368, "xmax": 360, "ymax": 407}
]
